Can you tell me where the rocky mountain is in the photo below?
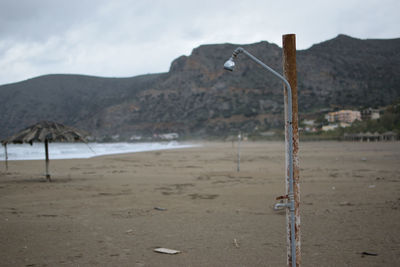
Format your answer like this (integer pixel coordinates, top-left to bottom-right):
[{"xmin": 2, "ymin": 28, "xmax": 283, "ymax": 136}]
[{"xmin": 1, "ymin": 34, "xmax": 399, "ymax": 139}]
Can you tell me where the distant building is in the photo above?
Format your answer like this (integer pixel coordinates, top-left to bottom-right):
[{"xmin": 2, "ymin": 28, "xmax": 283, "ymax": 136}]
[
  {"xmin": 159, "ymin": 133, "xmax": 179, "ymax": 140},
  {"xmin": 304, "ymin": 127, "xmax": 317, "ymax": 132},
  {"xmin": 260, "ymin": 131, "xmax": 276, "ymax": 137},
  {"xmin": 321, "ymin": 122, "xmax": 350, "ymax": 132},
  {"xmin": 344, "ymin": 131, "xmax": 399, "ymax": 142},
  {"xmin": 361, "ymin": 108, "xmax": 380, "ymax": 121},
  {"xmin": 328, "ymin": 110, "xmax": 361, "ymax": 123},
  {"xmin": 111, "ymin": 134, "xmax": 120, "ymax": 141},
  {"xmin": 302, "ymin": 120, "xmax": 315, "ymax": 126},
  {"xmin": 382, "ymin": 131, "xmax": 398, "ymax": 141},
  {"xmin": 300, "ymin": 119, "xmax": 317, "ymax": 132},
  {"xmin": 322, "ymin": 124, "xmax": 338, "ymax": 131},
  {"xmin": 339, "ymin": 122, "xmax": 351, "ymax": 128},
  {"xmin": 130, "ymin": 135, "xmax": 143, "ymax": 141}
]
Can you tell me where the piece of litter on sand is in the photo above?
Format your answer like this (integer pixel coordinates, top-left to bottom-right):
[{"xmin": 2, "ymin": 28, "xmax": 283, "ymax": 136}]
[
  {"xmin": 339, "ymin": 201, "xmax": 354, "ymax": 206},
  {"xmin": 361, "ymin": 251, "xmax": 378, "ymax": 257},
  {"xmin": 154, "ymin": 248, "xmax": 181, "ymax": 254},
  {"xmin": 368, "ymin": 184, "xmax": 376, "ymax": 188},
  {"xmin": 361, "ymin": 157, "xmax": 367, "ymax": 161},
  {"xmin": 233, "ymin": 238, "xmax": 240, "ymax": 248},
  {"xmin": 126, "ymin": 229, "xmax": 134, "ymax": 234},
  {"xmin": 154, "ymin": 207, "xmax": 167, "ymax": 211}
]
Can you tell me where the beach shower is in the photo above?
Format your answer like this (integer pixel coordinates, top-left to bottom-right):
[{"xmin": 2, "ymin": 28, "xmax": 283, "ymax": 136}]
[{"xmin": 223, "ymin": 46, "xmax": 298, "ymax": 267}]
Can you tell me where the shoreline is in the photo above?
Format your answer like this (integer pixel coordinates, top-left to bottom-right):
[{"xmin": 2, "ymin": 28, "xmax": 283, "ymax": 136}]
[{"xmin": 0, "ymin": 141, "xmax": 199, "ymax": 161}]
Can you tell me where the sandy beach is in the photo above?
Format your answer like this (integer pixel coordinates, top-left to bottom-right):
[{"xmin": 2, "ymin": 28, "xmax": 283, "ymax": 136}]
[{"xmin": 0, "ymin": 141, "xmax": 399, "ymax": 266}]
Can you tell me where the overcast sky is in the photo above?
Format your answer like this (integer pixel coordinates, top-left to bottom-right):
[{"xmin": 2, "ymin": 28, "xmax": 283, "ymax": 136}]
[{"xmin": 0, "ymin": 0, "xmax": 399, "ymax": 85}]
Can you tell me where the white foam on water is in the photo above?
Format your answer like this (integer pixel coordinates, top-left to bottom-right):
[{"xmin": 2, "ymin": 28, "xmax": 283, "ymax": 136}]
[{"xmin": 0, "ymin": 142, "xmax": 197, "ymax": 161}]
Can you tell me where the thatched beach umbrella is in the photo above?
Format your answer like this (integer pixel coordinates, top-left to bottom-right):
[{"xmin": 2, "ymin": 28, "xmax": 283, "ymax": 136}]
[{"xmin": 1, "ymin": 121, "xmax": 88, "ymax": 181}]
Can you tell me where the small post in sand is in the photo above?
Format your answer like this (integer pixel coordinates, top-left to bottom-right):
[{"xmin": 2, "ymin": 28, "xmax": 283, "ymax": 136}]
[
  {"xmin": 4, "ymin": 143, "xmax": 8, "ymax": 171},
  {"xmin": 44, "ymin": 139, "xmax": 51, "ymax": 181},
  {"xmin": 237, "ymin": 131, "xmax": 241, "ymax": 172}
]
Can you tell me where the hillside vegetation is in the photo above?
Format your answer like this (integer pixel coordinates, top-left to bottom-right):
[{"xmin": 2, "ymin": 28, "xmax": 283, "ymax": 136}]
[{"xmin": 1, "ymin": 35, "xmax": 399, "ymax": 140}]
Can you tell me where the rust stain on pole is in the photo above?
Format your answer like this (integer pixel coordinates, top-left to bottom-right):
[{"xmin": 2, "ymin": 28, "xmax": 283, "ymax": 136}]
[{"xmin": 282, "ymin": 34, "xmax": 301, "ymax": 267}]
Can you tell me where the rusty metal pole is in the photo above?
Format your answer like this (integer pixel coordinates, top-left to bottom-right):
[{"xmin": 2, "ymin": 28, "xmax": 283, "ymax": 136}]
[{"xmin": 283, "ymin": 34, "xmax": 300, "ymax": 267}]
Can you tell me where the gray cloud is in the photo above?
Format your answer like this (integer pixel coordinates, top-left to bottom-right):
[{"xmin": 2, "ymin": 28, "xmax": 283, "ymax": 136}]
[
  {"xmin": 0, "ymin": 0, "xmax": 399, "ymax": 85},
  {"xmin": 0, "ymin": 0, "xmax": 104, "ymax": 41}
]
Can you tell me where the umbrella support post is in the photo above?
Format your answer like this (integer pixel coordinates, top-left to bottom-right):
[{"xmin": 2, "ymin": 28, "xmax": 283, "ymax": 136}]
[
  {"xmin": 4, "ymin": 144, "xmax": 8, "ymax": 171},
  {"xmin": 44, "ymin": 140, "xmax": 51, "ymax": 182}
]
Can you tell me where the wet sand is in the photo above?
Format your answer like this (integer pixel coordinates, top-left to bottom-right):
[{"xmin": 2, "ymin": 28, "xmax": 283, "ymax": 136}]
[{"xmin": 0, "ymin": 141, "xmax": 399, "ymax": 266}]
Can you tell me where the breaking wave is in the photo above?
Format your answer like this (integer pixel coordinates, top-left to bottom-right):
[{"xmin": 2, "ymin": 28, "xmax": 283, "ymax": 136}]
[{"xmin": 1, "ymin": 142, "xmax": 197, "ymax": 161}]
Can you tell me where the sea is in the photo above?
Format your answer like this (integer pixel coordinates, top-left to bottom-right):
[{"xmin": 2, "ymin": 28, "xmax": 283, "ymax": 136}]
[{"xmin": 0, "ymin": 142, "xmax": 197, "ymax": 161}]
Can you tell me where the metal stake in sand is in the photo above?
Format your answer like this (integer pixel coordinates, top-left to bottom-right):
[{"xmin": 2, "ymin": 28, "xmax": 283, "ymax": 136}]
[
  {"xmin": 237, "ymin": 131, "xmax": 241, "ymax": 172},
  {"xmin": 224, "ymin": 34, "xmax": 300, "ymax": 267},
  {"xmin": 4, "ymin": 143, "xmax": 8, "ymax": 171}
]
